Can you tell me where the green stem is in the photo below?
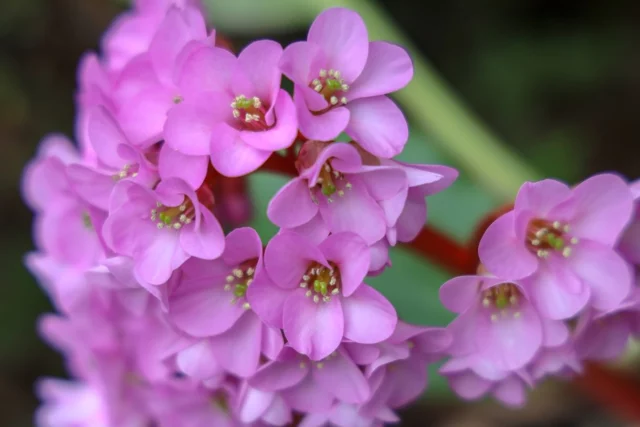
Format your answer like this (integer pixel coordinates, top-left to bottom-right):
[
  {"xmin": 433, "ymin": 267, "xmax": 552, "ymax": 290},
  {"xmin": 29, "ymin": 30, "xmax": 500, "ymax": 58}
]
[{"xmin": 310, "ymin": 0, "xmax": 541, "ymax": 200}]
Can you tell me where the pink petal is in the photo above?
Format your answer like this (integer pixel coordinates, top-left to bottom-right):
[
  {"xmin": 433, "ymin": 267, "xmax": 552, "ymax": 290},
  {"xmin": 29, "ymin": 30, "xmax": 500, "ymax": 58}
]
[
  {"xmin": 288, "ymin": 212, "xmax": 331, "ymax": 245},
  {"xmin": 313, "ymin": 351, "xmax": 370, "ymax": 404},
  {"xmin": 530, "ymin": 260, "xmax": 590, "ymax": 320},
  {"xmin": 117, "ymin": 87, "xmax": 174, "ymax": 147},
  {"xmin": 87, "ymin": 106, "xmax": 127, "ymax": 168},
  {"xmin": 446, "ymin": 370, "xmax": 492, "ymax": 400},
  {"xmin": 210, "ymin": 123, "xmax": 272, "ymax": 177},
  {"xmin": 493, "ymin": 376, "xmax": 527, "ymax": 407},
  {"xmin": 514, "ymin": 179, "xmax": 572, "ymax": 217},
  {"xmin": 569, "ymin": 173, "xmax": 634, "ymax": 246},
  {"xmin": 168, "ymin": 278, "xmax": 244, "ymax": 337},
  {"xmin": 222, "ymin": 227, "xmax": 262, "ymax": 266},
  {"xmin": 250, "ymin": 359, "xmax": 309, "ymax": 392},
  {"xmin": 237, "ymin": 40, "xmax": 283, "ymax": 103},
  {"xmin": 295, "ymin": 85, "xmax": 350, "ymax": 140},
  {"xmin": 319, "ymin": 177, "xmax": 387, "ymax": 245},
  {"xmin": 241, "ymin": 90, "xmax": 298, "ymax": 151},
  {"xmin": 176, "ymin": 340, "xmax": 223, "ymax": 380},
  {"xmin": 385, "ymin": 357, "xmax": 428, "ymax": 407},
  {"xmin": 282, "ymin": 374, "xmax": 335, "ymax": 413},
  {"xmin": 261, "ymin": 325, "xmax": 285, "ymax": 360},
  {"xmin": 158, "ymin": 145, "xmax": 208, "ymax": 189},
  {"xmin": 66, "ymin": 164, "xmax": 114, "ymax": 210},
  {"xmin": 175, "ymin": 46, "xmax": 236, "ymax": 96},
  {"xmin": 238, "ymin": 387, "xmax": 274, "ymax": 424},
  {"xmin": 440, "ymin": 275, "xmax": 490, "ymax": 314},
  {"xmin": 279, "ymin": 41, "xmax": 325, "ymax": 85},
  {"xmin": 245, "ymin": 273, "xmax": 289, "ymax": 328},
  {"xmin": 209, "ymin": 312, "xmax": 263, "ymax": 377},
  {"xmin": 318, "ymin": 232, "xmax": 370, "ymax": 297},
  {"xmin": 342, "ymin": 284, "xmax": 397, "ymax": 344},
  {"xmin": 356, "ymin": 165, "xmax": 407, "ymax": 201},
  {"xmin": 345, "ymin": 96, "xmax": 408, "ymax": 158},
  {"xmin": 569, "ymin": 241, "xmax": 632, "ymax": 312},
  {"xmin": 307, "ymin": 7, "xmax": 369, "ymax": 82},
  {"xmin": 264, "ymin": 231, "xmax": 326, "ymax": 289},
  {"xmin": 267, "ymin": 178, "xmax": 318, "ymax": 228},
  {"xmin": 395, "ymin": 190, "xmax": 426, "ymax": 242},
  {"xmin": 180, "ymin": 207, "xmax": 225, "ymax": 260},
  {"xmin": 348, "ymin": 41, "xmax": 413, "ymax": 99},
  {"xmin": 541, "ymin": 317, "xmax": 569, "ymax": 348},
  {"xmin": 164, "ymin": 96, "xmax": 221, "ymax": 156},
  {"xmin": 478, "ymin": 211, "xmax": 538, "ymax": 279},
  {"xmin": 136, "ymin": 230, "xmax": 189, "ymax": 285},
  {"xmin": 283, "ymin": 289, "xmax": 344, "ymax": 360}
]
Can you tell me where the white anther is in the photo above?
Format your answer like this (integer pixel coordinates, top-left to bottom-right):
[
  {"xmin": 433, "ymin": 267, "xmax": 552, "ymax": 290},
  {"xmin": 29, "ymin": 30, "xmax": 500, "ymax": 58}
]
[
  {"xmin": 319, "ymin": 69, "xmax": 327, "ymax": 77},
  {"xmin": 224, "ymin": 284, "xmax": 231, "ymax": 291},
  {"xmin": 246, "ymin": 278, "xmax": 253, "ymax": 286},
  {"xmin": 341, "ymin": 84, "xmax": 349, "ymax": 91},
  {"xmin": 340, "ymin": 97, "xmax": 347, "ymax": 104},
  {"xmin": 300, "ymin": 282, "xmax": 308, "ymax": 288},
  {"xmin": 226, "ymin": 275, "xmax": 234, "ymax": 283},
  {"xmin": 252, "ymin": 114, "xmax": 260, "ymax": 121},
  {"xmin": 312, "ymin": 79, "xmax": 321, "ymax": 86},
  {"xmin": 252, "ymin": 97, "xmax": 261, "ymax": 108},
  {"xmin": 316, "ymin": 362, "xmax": 324, "ymax": 369},
  {"xmin": 242, "ymin": 302, "xmax": 251, "ymax": 310},
  {"xmin": 131, "ymin": 172, "xmax": 138, "ymax": 178},
  {"xmin": 156, "ymin": 202, "xmax": 162, "ymax": 207},
  {"xmin": 157, "ymin": 223, "xmax": 164, "ymax": 229},
  {"xmin": 562, "ymin": 247, "xmax": 572, "ymax": 257},
  {"xmin": 537, "ymin": 249, "xmax": 548, "ymax": 258},
  {"xmin": 482, "ymin": 298, "xmax": 490, "ymax": 307},
  {"xmin": 245, "ymin": 115, "xmax": 253, "ymax": 123},
  {"xmin": 328, "ymin": 69, "xmax": 335, "ymax": 76},
  {"xmin": 345, "ymin": 183, "xmax": 352, "ymax": 189},
  {"xmin": 490, "ymin": 314, "xmax": 498, "ymax": 322},
  {"xmin": 553, "ymin": 221, "xmax": 561, "ymax": 229},
  {"xmin": 332, "ymin": 170, "xmax": 340, "ymax": 177},
  {"xmin": 563, "ymin": 225, "xmax": 570, "ymax": 232},
  {"xmin": 329, "ymin": 277, "xmax": 336, "ymax": 286},
  {"xmin": 330, "ymin": 96, "xmax": 338, "ymax": 105},
  {"xmin": 305, "ymin": 290, "xmax": 312, "ymax": 297},
  {"xmin": 173, "ymin": 223, "xmax": 181, "ymax": 229},
  {"xmin": 179, "ymin": 204, "xmax": 187, "ymax": 212},
  {"xmin": 302, "ymin": 275, "xmax": 310, "ymax": 281},
  {"xmin": 233, "ymin": 269, "xmax": 243, "ymax": 278},
  {"xmin": 300, "ymin": 362, "xmax": 307, "ymax": 369},
  {"xmin": 246, "ymin": 267, "xmax": 255, "ymax": 276},
  {"xmin": 324, "ymin": 164, "xmax": 331, "ymax": 172},
  {"xmin": 535, "ymin": 229, "xmax": 547, "ymax": 238},
  {"xmin": 509, "ymin": 295, "xmax": 518, "ymax": 305},
  {"xmin": 570, "ymin": 237, "xmax": 579, "ymax": 244},
  {"xmin": 179, "ymin": 214, "xmax": 187, "ymax": 223},
  {"xmin": 233, "ymin": 109, "xmax": 240, "ymax": 118},
  {"xmin": 327, "ymin": 198, "xmax": 333, "ymax": 203},
  {"xmin": 513, "ymin": 312, "xmax": 521, "ymax": 319},
  {"xmin": 331, "ymin": 288, "xmax": 339, "ymax": 295},
  {"xmin": 322, "ymin": 296, "xmax": 331, "ymax": 302},
  {"xmin": 230, "ymin": 101, "xmax": 237, "ymax": 108},
  {"xmin": 333, "ymin": 70, "xmax": 341, "ymax": 78},
  {"xmin": 337, "ymin": 190, "xmax": 345, "ymax": 197},
  {"xmin": 531, "ymin": 239, "xmax": 540, "ymax": 246},
  {"xmin": 314, "ymin": 84, "xmax": 322, "ymax": 92},
  {"xmin": 184, "ymin": 218, "xmax": 191, "ymax": 224},
  {"xmin": 313, "ymin": 295, "xmax": 319, "ymax": 303}
]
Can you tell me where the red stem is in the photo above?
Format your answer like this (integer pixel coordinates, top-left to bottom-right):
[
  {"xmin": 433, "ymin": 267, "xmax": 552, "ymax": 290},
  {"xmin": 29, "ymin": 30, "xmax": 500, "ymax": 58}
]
[{"xmin": 401, "ymin": 227, "xmax": 473, "ymax": 275}]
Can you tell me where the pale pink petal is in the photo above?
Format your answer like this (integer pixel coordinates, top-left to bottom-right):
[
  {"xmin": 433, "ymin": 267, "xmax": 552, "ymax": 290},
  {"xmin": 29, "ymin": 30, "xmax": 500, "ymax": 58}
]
[
  {"xmin": 307, "ymin": 7, "xmax": 369, "ymax": 82},
  {"xmin": 241, "ymin": 90, "xmax": 298, "ymax": 151},
  {"xmin": 395, "ymin": 190, "xmax": 426, "ymax": 242},
  {"xmin": 541, "ymin": 317, "xmax": 569, "ymax": 347},
  {"xmin": 250, "ymin": 359, "xmax": 309, "ymax": 392},
  {"xmin": 222, "ymin": 227, "xmax": 262, "ymax": 266},
  {"xmin": 478, "ymin": 211, "xmax": 538, "ymax": 279},
  {"xmin": 237, "ymin": 39, "xmax": 283, "ymax": 102},
  {"xmin": 261, "ymin": 324, "xmax": 285, "ymax": 360},
  {"xmin": 180, "ymin": 207, "xmax": 225, "ymax": 260},
  {"xmin": 279, "ymin": 41, "xmax": 325, "ymax": 85},
  {"xmin": 493, "ymin": 376, "xmax": 527, "ymax": 407},
  {"xmin": 117, "ymin": 87, "xmax": 174, "ymax": 147},
  {"xmin": 158, "ymin": 145, "xmax": 208, "ymax": 189},
  {"xmin": 345, "ymin": 96, "xmax": 408, "ymax": 158},
  {"xmin": 87, "ymin": 106, "xmax": 127, "ymax": 168},
  {"xmin": 348, "ymin": 41, "xmax": 413, "ymax": 99},
  {"xmin": 514, "ymin": 179, "xmax": 571, "ymax": 217},
  {"xmin": 164, "ymin": 96, "xmax": 222, "ymax": 155},
  {"xmin": 66, "ymin": 164, "xmax": 114, "ymax": 210},
  {"xmin": 530, "ymin": 260, "xmax": 590, "ymax": 320},
  {"xmin": 440, "ymin": 275, "xmax": 493, "ymax": 314},
  {"xmin": 209, "ymin": 312, "xmax": 262, "ymax": 377},
  {"xmin": 313, "ymin": 351, "xmax": 370, "ymax": 403},
  {"xmin": 238, "ymin": 387, "xmax": 274, "ymax": 424},
  {"xmin": 136, "ymin": 230, "xmax": 188, "ymax": 285},
  {"xmin": 295, "ymin": 85, "xmax": 350, "ymax": 140},
  {"xmin": 175, "ymin": 46, "xmax": 236, "ymax": 95},
  {"xmin": 283, "ymin": 289, "xmax": 344, "ymax": 360},
  {"xmin": 246, "ymin": 273, "xmax": 289, "ymax": 328},
  {"xmin": 267, "ymin": 178, "xmax": 318, "ymax": 228},
  {"xmin": 446, "ymin": 370, "xmax": 492, "ymax": 400},
  {"xmin": 210, "ymin": 123, "xmax": 272, "ymax": 177},
  {"xmin": 264, "ymin": 231, "xmax": 326, "ymax": 289},
  {"xmin": 356, "ymin": 165, "xmax": 407, "ymax": 201},
  {"xmin": 318, "ymin": 232, "xmax": 370, "ymax": 297},
  {"xmin": 342, "ymin": 284, "xmax": 397, "ymax": 344},
  {"xmin": 176, "ymin": 340, "xmax": 223, "ymax": 379}
]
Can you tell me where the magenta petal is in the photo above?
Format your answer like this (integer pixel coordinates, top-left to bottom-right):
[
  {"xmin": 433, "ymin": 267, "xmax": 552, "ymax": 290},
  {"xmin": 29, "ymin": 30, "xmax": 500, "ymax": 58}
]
[
  {"xmin": 241, "ymin": 90, "xmax": 298, "ymax": 151},
  {"xmin": 117, "ymin": 87, "xmax": 173, "ymax": 146},
  {"xmin": 279, "ymin": 41, "xmax": 325, "ymax": 85},
  {"xmin": 210, "ymin": 123, "xmax": 272, "ymax": 177},
  {"xmin": 345, "ymin": 96, "xmax": 408, "ymax": 158},
  {"xmin": 87, "ymin": 106, "xmax": 128, "ymax": 168},
  {"xmin": 264, "ymin": 232, "xmax": 326, "ymax": 289},
  {"xmin": 283, "ymin": 289, "xmax": 344, "ymax": 360},
  {"xmin": 530, "ymin": 260, "xmax": 590, "ymax": 320},
  {"xmin": 313, "ymin": 351, "xmax": 370, "ymax": 404},
  {"xmin": 164, "ymin": 98, "xmax": 218, "ymax": 156},
  {"xmin": 307, "ymin": 8, "xmax": 369, "ymax": 82},
  {"xmin": 295, "ymin": 85, "xmax": 350, "ymax": 140},
  {"xmin": 569, "ymin": 241, "xmax": 632, "ymax": 312},
  {"xmin": 222, "ymin": 227, "xmax": 262, "ymax": 267},
  {"xmin": 541, "ymin": 317, "xmax": 569, "ymax": 347},
  {"xmin": 136, "ymin": 231, "xmax": 188, "ymax": 285},
  {"xmin": 209, "ymin": 312, "xmax": 262, "ymax": 377},
  {"xmin": 446, "ymin": 370, "xmax": 492, "ymax": 400},
  {"xmin": 176, "ymin": 46, "xmax": 236, "ymax": 96},
  {"xmin": 357, "ymin": 165, "xmax": 407, "ymax": 201},
  {"xmin": 180, "ymin": 207, "xmax": 224, "ymax": 260},
  {"xmin": 288, "ymin": 212, "xmax": 331, "ymax": 245},
  {"xmin": 158, "ymin": 145, "xmax": 208, "ymax": 189},
  {"xmin": 66, "ymin": 164, "xmax": 114, "ymax": 210},
  {"xmin": 267, "ymin": 178, "xmax": 318, "ymax": 228},
  {"xmin": 514, "ymin": 179, "xmax": 572, "ymax": 217},
  {"xmin": 493, "ymin": 376, "xmax": 526, "ymax": 407},
  {"xmin": 250, "ymin": 359, "xmax": 309, "ymax": 392},
  {"xmin": 349, "ymin": 41, "xmax": 413, "ymax": 99},
  {"xmin": 237, "ymin": 40, "xmax": 283, "ymax": 102},
  {"xmin": 440, "ymin": 275, "xmax": 489, "ymax": 314},
  {"xmin": 395, "ymin": 191, "xmax": 427, "ymax": 242},
  {"xmin": 282, "ymin": 374, "xmax": 335, "ymax": 413},
  {"xmin": 342, "ymin": 284, "xmax": 397, "ymax": 344},
  {"xmin": 245, "ymin": 273, "xmax": 289, "ymax": 329},
  {"xmin": 168, "ymin": 278, "xmax": 244, "ymax": 337},
  {"xmin": 478, "ymin": 211, "xmax": 538, "ymax": 279},
  {"xmin": 238, "ymin": 387, "xmax": 274, "ymax": 424},
  {"xmin": 261, "ymin": 325, "xmax": 285, "ymax": 360},
  {"xmin": 386, "ymin": 358, "xmax": 428, "ymax": 408},
  {"xmin": 569, "ymin": 173, "xmax": 634, "ymax": 245},
  {"xmin": 176, "ymin": 340, "xmax": 223, "ymax": 380},
  {"xmin": 318, "ymin": 232, "xmax": 370, "ymax": 297}
]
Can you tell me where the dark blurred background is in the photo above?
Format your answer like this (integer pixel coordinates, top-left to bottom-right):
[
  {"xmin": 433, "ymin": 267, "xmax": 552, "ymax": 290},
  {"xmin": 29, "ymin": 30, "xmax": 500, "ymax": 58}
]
[{"xmin": 1, "ymin": 0, "xmax": 639, "ymax": 426}]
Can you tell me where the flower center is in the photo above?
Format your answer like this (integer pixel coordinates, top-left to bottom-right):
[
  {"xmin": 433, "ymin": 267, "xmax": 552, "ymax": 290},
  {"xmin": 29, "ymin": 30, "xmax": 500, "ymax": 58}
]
[
  {"xmin": 311, "ymin": 162, "xmax": 352, "ymax": 203},
  {"xmin": 309, "ymin": 69, "xmax": 348, "ymax": 113},
  {"xmin": 231, "ymin": 95, "xmax": 269, "ymax": 131},
  {"xmin": 82, "ymin": 211, "xmax": 93, "ymax": 230},
  {"xmin": 223, "ymin": 259, "xmax": 258, "ymax": 309},
  {"xmin": 150, "ymin": 198, "xmax": 195, "ymax": 230},
  {"xmin": 526, "ymin": 218, "xmax": 579, "ymax": 258},
  {"xmin": 481, "ymin": 282, "xmax": 522, "ymax": 322},
  {"xmin": 111, "ymin": 163, "xmax": 140, "ymax": 181},
  {"xmin": 299, "ymin": 262, "xmax": 341, "ymax": 303}
]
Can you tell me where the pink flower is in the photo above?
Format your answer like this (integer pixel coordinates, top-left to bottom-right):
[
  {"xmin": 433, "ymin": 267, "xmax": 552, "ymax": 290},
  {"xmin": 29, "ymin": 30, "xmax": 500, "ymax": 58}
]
[
  {"xmin": 164, "ymin": 40, "xmax": 298, "ymax": 177},
  {"xmin": 619, "ymin": 179, "xmax": 640, "ymax": 266},
  {"xmin": 250, "ymin": 346, "xmax": 371, "ymax": 413},
  {"xmin": 298, "ymin": 402, "xmax": 394, "ymax": 427},
  {"xmin": 236, "ymin": 383, "xmax": 292, "ymax": 426},
  {"xmin": 22, "ymin": 135, "xmax": 106, "ymax": 268},
  {"xmin": 440, "ymin": 275, "xmax": 569, "ymax": 372},
  {"xmin": 35, "ymin": 379, "xmax": 110, "ymax": 427},
  {"xmin": 67, "ymin": 106, "xmax": 158, "ymax": 210},
  {"xmin": 479, "ymin": 174, "xmax": 635, "ymax": 319},
  {"xmin": 248, "ymin": 231, "xmax": 397, "ymax": 360},
  {"xmin": 102, "ymin": 178, "xmax": 224, "ymax": 285},
  {"xmin": 279, "ymin": 7, "xmax": 413, "ymax": 158},
  {"xmin": 168, "ymin": 227, "xmax": 284, "ymax": 378},
  {"xmin": 529, "ymin": 343, "xmax": 582, "ymax": 381},
  {"xmin": 268, "ymin": 142, "xmax": 407, "ymax": 245}
]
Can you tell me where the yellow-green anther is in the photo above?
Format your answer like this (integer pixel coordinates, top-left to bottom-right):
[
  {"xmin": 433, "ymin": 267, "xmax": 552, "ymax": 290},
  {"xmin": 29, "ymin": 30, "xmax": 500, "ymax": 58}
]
[
  {"xmin": 159, "ymin": 212, "xmax": 172, "ymax": 225},
  {"xmin": 495, "ymin": 294, "xmax": 508, "ymax": 309},
  {"xmin": 326, "ymin": 79, "xmax": 342, "ymax": 90},
  {"xmin": 313, "ymin": 280, "xmax": 328, "ymax": 295},
  {"xmin": 322, "ymin": 182, "xmax": 336, "ymax": 196},
  {"xmin": 236, "ymin": 97, "xmax": 252, "ymax": 109},
  {"xmin": 234, "ymin": 284, "xmax": 247, "ymax": 297},
  {"xmin": 82, "ymin": 212, "xmax": 93, "ymax": 229}
]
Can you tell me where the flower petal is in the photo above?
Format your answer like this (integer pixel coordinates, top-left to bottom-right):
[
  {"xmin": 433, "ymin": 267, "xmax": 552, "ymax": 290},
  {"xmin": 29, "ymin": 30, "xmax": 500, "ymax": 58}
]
[
  {"xmin": 250, "ymin": 359, "xmax": 309, "ymax": 392},
  {"xmin": 264, "ymin": 231, "xmax": 326, "ymax": 289},
  {"xmin": 267, "ymin": 178, "xmax": 318, "ymax": 228},
  {"xmin": 180, "ymin": 207, "xmax": 225, "ymax": 260},
  {"xmin": 237, "ymin": 40, "xmax": 283, "ymax": 103},
  {"xmin": 283, "ymin": 289, "xmax": 344, "ymax": 360},
  {"xmin": 164, "ymin": 96, "xmax": 221, "ymax": 156},
  {"xmin": 209, "ymin": 312, "xmax": 263, "ymax": 377},
  {"xmin": 295, "ymin": 85, "xmax": 350, "ymax": 141},
  {"xmin": 345, "ymin": 96, "xmax": 408, "ymax": 158},
  {"xmin": 281, "ymin": 373, "xmax": 335, "ymax": 413},
  {"xmin": 440, "ymin": 275, "xmax": 492, "ymax": 314},
  {"xmin": 318, "ymin": 232, "xmax": 370, "ymax": 297},
  {"xmin": 158, "ymin": 145, "xmax": 208, "ymax": 189},
  {"xmin": 313, "ymin": 351, "xmax": 370, "ymax": 404},
  {"xmin": 514, "ymin": 179, "xmax": 571, "ymax": 217},
  {"xmin": 342, "ymin": 284, "xmax": 397, "ymax": 344},
  {"xmin": 348, "ymin": 41, "xmax": 413, "ymax": 99},
  {"xmin": 87, "ymin": 106, "xmax": 128, "ymax": 168},
  {"xmin": 245, "ymin": 272, "xmax": 289, "ymax": 329},
  {"xmin": 176, "ymin": 340, "xmax": 223, "ymax": 380},
  {"xmin": 530, "ymin": 260, "xmax": 590, "ymax": 320},
  {"xmin": 210, "ymin": 123, "xmax": 272, "ymax": 177},
  {"xmin": 279, "ymin": 41, "xmax": 325, "ymax": 85},
  {"xmin": 241, "ymin": 90, "xmax": 298, "ymax": 151}
]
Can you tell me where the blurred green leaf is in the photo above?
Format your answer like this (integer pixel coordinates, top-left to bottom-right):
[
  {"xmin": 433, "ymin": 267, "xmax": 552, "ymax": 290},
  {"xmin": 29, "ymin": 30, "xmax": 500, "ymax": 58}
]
[{"xmin": 204, "ymin": 0, "xmax": 313, "ymax": 34}]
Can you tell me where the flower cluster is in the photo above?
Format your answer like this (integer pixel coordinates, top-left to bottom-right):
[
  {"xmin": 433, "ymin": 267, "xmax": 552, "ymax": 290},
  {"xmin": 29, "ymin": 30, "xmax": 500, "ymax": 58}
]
[
  {"xmin": 439, "ymin": 175, "xmax": 640, "ymax": 407},
  {"xmin": 23, "ymin": 2, "xmax": 458, "ymax": 426}
]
